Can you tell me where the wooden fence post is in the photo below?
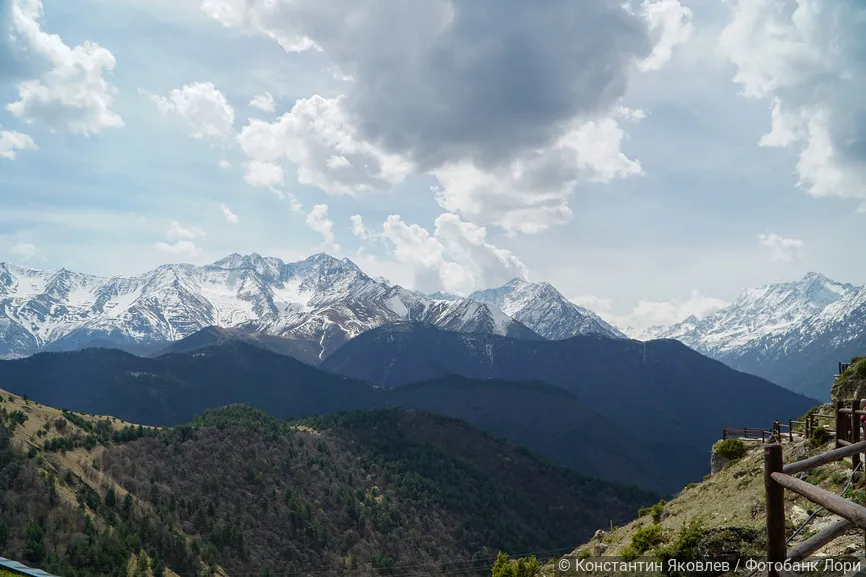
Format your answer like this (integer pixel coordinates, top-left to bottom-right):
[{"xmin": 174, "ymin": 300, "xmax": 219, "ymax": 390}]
[
  {"xmin": 722, "ymin": 428, "xmax": 727, "ymax": 441},
  {"xmin": 836, "ymin": 401, "xmax": 844, "ymax": 449},
  {"xmin": 789, "ymin": 419, "xmax": 793, "ymax": 442},
  {"xmin": 854, "ymin": 400, "xmax": 862, "ymax": 473},
  {"xmin": 764, "ymin": 443, "xmax": 786, "ymax": 575}
]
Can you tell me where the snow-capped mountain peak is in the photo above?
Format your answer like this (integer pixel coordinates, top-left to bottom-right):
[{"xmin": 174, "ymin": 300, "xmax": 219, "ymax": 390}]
[
  {"xmin": 469, "ymin": 278, "xmax": 625, "ymax": 340},
  {"xmin": 0, "ymin": 253, "xmax": 544, "ymax": 362},
  {"xmin": 634, "ymin": 272, "xmax": 866, "ymax": 399}
]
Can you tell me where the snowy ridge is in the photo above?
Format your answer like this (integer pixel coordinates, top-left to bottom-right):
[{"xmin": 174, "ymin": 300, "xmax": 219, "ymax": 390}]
[
  {"xmin": 632, "ymin": 272, "xmax": 866, "ymax": 398},
  {"xmin": 470, "ymin": 278, "xmax": 625, "ymax": 340},
  {"xmin": 0, "ymin": 254, "xmax": 544, "ymax": 361},
  {"xmin": 635, "ymin": 272, "xmax": 858, "ymax": 354}
]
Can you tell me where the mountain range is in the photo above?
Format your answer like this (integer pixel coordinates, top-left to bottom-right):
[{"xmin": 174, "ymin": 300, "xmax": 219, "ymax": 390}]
[
  {"xmin": 0, "ymin": 254, "xmax": 622, "ymax": 364},
  {"xmin": 2, "ymin": 251, "xmax": 861, "ymax": 399},
  {"xmin": 0, "ymin": 323, "xmax": 816, "ymax": 493},
  {"xmin": 635, "ymin": 272, "xmax": 866, "ymax": 399}
]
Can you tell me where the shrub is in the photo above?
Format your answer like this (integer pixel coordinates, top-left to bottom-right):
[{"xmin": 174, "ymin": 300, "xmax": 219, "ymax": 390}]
[
  {"xmin": 810, "ymin": 426, "xmax": 831, "ymax": 449},
  {"xmin": 621, "ymin": 544, "xmax": 638, "ymax": 562},
  {"xmin": 655, "ymin": 519, "xmax": 708, "ymax": 566},
  {"xmin": 638, "ymin": 499, "xmax": 667, "ymax": 523},
  {"xmin": 713, "ymin": 439, "xmax": 747, "ymax": 462},
  {"xmin": 852, "ymin": 358, "xmax": 866, "ymax": 379},
  {"xmin": 632, "ymin": 524, "xmax": 665, "ymax": 553},
  {"xmin": 491, "ymin": 552, "xmax": 541, "ymax": 577}
]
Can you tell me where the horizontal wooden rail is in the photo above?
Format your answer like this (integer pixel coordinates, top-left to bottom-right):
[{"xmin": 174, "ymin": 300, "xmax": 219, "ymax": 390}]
[
  {"xmin": 786, "ymin": 518, "xmax": 852, "ymax": 561},
  {"xmin": 839, "ymin": 439, "xmax": 853, "ymax": 446},
  {"xmin": 722, "ymin": 426, "xmax": 775, "ymax": 441},
  {"xmin": 840, "ymin": 408, "xmax": 853, "ymax": 414},
  {"xmin": 770, "ymin": 472, "xmax": 866, "ymax": 529},
  {"xmin": 782, "ymin": 439, "xmax": 866, "ymax": 475}
]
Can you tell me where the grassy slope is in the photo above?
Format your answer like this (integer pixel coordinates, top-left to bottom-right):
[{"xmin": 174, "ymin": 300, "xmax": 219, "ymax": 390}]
[{"xmin": 541, "ymin": 405, "xmax": 864, "ymax": 576}]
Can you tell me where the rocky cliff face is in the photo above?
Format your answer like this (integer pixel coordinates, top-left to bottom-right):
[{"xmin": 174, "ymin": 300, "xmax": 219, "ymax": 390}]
[
  {"xmin": 710, "ymin": 450, "xmax": 729, "ymax": 476},
  {"xmin": 831, "ymin": 357, "xmax": 866, "ymax": 401}
]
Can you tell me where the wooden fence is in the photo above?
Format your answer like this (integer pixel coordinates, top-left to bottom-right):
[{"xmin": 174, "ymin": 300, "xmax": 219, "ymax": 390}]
[
  {"xmin": 723, "ymin": 420, "xmax": 797, "ymax": 443},
  {"xmin": 763, "ymin": 399, "xmax": 866, "ymax": 577}
]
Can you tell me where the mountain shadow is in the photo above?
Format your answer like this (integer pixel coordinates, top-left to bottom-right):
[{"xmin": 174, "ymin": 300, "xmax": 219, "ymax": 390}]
[
  {"xmin": 0, "ymin": 341, "xmax": 666, "ymax": 491},
  {"xmin": 320, "ymin": 322, "xmax": 819, "ymax": 486}
]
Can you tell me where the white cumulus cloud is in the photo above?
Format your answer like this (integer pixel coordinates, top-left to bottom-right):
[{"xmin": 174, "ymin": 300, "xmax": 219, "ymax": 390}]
[
  {"xmin": 144, "ymin": 82, "xmax": 235, "ymax": 140},
  {"xmin": 5, "ymin": 0, "xmax": 123, "ymax": 135},
  {"xmin": 220, "ymin": 203, "xmax": 239, "ymax": 224},
  {"xmin": 236, "ymin": 95, "xmax": 412, "ymax": 196},
  {"xmin": 11, "ymin": 242, "xmax": 38, "ymax": 261},
  {"xmin": 758, "ymin": 232, "xmax": 803, "ymax": 263},
  {"xmin": 638, "ymin": 0, "xmax": 694, "ymax": 72},
  {"xmin": 306, "ymin": 204, "xmax": 339, "ymax": 251},
  {"xmin": 249, "ymin": 92, "xmax": 276, "ymax": 112},
  {"xmin": 243, "ymin": 160, "xmax": 285, "ymax": 188},
  {"xmin": 570, "ymin": 295, "xmax": 614, "ymax": 313},
  {"xmin": 719, "ymin": 0, "xmax": 866, "ymax": 203},
  {"xmin": 154, "ymin": 240, "xmax": 202, "ymax": 256},
  {"xmin": 381, "ymin": 213, "xmax": 527, "ymax": 295},
  {"xmin": 604, "ymin": 290, "xmax": 729, "ymax": 333},
  {"xmin": 0, "ymin": 130, "xmax": 37, "ymax": 159},
  {"xmin": 154, "ymin": 220, "xmax": 205, "ymax": 256},
  {"xmin": 432, "ymin": 112, "xmax": 644, "ymax": 233},
  {"xmin": 166, "ymin": 220, "xmax": 205, "ymax": 241},
  {"xmin": 350, "ymin": 215, "xmax": 368, "ymax": 240}
]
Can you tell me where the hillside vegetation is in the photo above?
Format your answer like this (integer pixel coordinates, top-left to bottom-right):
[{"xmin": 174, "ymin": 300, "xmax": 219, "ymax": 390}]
[
  {"xmin": 541, "ymin": 409, "xmax": 864, "ymax": 576},
  {"xmin": 831, "ymin": 356, "xmax": 866, "ymax": 400},
  {"xmin": 0, "ymin": 390, "xmax": 657, "ymax": 576}
]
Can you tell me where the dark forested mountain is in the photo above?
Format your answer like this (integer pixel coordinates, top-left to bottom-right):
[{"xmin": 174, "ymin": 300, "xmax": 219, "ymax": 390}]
[
  {"xmin": 0, "ymin": 399, "xmax": 658, "ymax": 576},
  {"xmin": 382, "ymin": 376, "xmax": 669, "ymax": 491},
  {"xmin": 149, "ymin": 325, "xmax": 324, "ymax": 362},
  {"xmin": 0, "ymin": 329, "xmax": 817, "ymax": 493},
  {"xmin": 0, "ymin": 342, "xmax": 667, "ymax": 490},
  {"xmin": 321, "ymin": 322, "xmax": 818, "ymax": 485},
  {"xmin": 0, "ymin": 342, "xmax": 378, "ymax": 425}
]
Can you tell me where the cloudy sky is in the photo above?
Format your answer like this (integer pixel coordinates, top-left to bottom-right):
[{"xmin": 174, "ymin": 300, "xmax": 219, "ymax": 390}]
[{"xmin": 1, "ymin": 0, "xmax": 864, "ymax": 330}]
